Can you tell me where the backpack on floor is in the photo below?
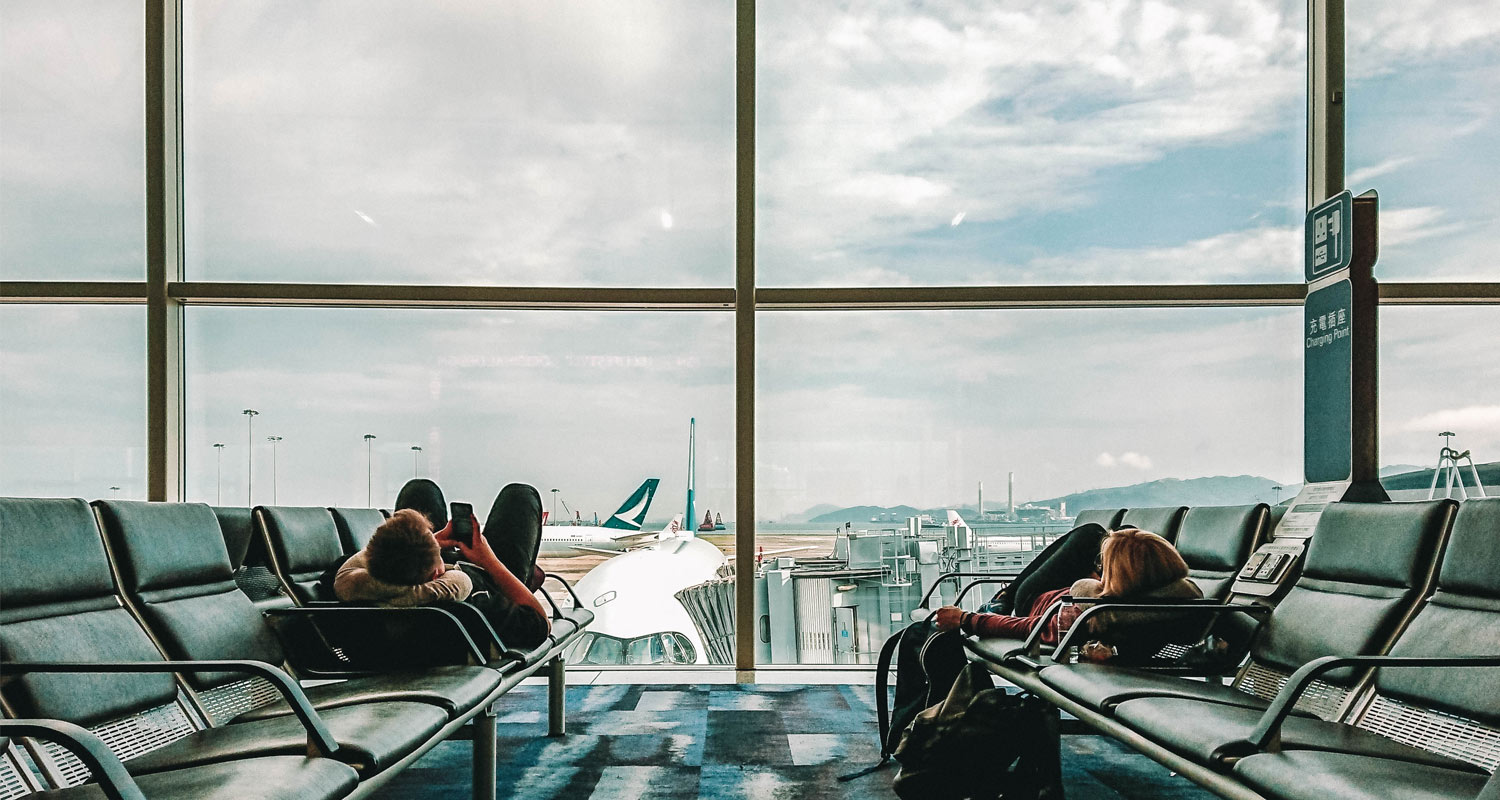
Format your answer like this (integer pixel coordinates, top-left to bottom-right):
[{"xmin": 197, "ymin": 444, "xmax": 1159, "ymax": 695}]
[
  {"xmin": 892, "ymin": 662, "xmax": 1063, "ymax": 800},
  {"xmin": 840, "ymin": 621, "xmax": 967, "ymax": 780}
]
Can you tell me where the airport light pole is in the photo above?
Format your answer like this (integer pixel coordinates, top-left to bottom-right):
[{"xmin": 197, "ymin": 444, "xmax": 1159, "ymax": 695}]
[
  {"xmin": 242, "ymin": 410, "xmax": 258, "ymax": 505},
  {"xmin": 364, "ymin": 434, "xmax": 377, "ymax": 507},
  {"xmin": 1272, "ymin": 486, "xmax": 1282, "ymax": 505},
  {"xmin": 411, "ymin": 445, "xmax": 422, "ymax": 478},
  {"xmin": 213, "ymin": 443, "xmax": 225, "ymax": 504},
  {"xmin": 267, "ymin": 436, "xmax": 283, "ymax": 504},
  {"xmin": 109, "ymin": 486, "xmax": 121, "ymax": 497}
]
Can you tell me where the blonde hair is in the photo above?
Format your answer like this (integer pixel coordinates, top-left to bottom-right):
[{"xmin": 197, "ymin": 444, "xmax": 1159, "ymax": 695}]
[{"xmin": 1099, "ymin": 528, "xmax": 1188, "ymax": 597}]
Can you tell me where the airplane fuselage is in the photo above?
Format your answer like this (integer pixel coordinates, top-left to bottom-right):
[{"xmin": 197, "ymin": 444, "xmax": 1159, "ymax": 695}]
[{"xmin": 539, "ymin": 524, "xmax": 633, "ymax": 557}]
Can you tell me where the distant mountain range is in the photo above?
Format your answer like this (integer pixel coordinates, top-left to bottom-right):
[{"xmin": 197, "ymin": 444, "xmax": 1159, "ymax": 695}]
[{"xmin": 791, "ymin": 461, "xmax": 1496, "ymax": 523}]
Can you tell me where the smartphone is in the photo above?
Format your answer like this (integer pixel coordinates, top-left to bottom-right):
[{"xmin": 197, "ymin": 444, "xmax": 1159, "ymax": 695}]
[{"xmin": 449, "ymin": 501, "xmax": 474, "ymax": 547}]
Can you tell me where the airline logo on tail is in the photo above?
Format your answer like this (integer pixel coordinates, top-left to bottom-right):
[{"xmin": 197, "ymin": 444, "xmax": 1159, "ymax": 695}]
[
  {"xmin": 947, "ymin": 510, "xmax": 970, "ymax": 529},
  {"xmin": 601, "ymin": 478, "xmax": 660, "ymax": 531}
]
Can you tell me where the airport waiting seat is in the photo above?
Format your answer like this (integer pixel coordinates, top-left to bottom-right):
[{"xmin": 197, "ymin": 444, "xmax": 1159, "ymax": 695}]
[
  {"xmin": 1073, "ymin": 508, "xmax": 1125, "ymax": 530},
  {"xmin": 254, "ymin": 503, "xmax": 588, "ymax": 734},
  {"xmin": 1225, "ymin": 497, "xmax": 1500, "ymax": 799},
  {"xmin": 1, "ymin": 719, "xmax": 360, "ymax": 800},
  {"xmin": 328, "ymin": 508, "xmax": 386, "ymax": 555},
  {"xmin": 0, "ymin": 498, "xmax": 425, "ymax": 793},
  {"xmin": 256, "ymin": 506, "xmax": 346, "ymax": 604},
  {"xmin": 1035, "ymin": 500, "xmax": 1456, "ymax": 717},
  {"xmin": 1173, "ymin": 504, "xmax": 1269, "ymax": 600},
  {"xmin": 212, "ymin": 506, "xmax": 289, "ymax": 609},
  {"xmin": 1119, "ymin": 505, "xmax": 1189, "ymax": 543},
  {"xmin": 94, "ymin": 501, "xmax": 512, "ymax": 721}
]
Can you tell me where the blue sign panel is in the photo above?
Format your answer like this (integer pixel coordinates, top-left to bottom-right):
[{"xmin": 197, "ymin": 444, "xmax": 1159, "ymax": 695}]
[
  {"xmin": 1305, "ymin": 278, "xmax": 1353, "ymax": 483},
  {"xmin": 1305, "ymin": 190, "xmax": 1353, "ymax": 281}
]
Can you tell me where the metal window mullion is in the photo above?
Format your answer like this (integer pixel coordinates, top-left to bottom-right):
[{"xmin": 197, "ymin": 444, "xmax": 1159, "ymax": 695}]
[
  {"xmin": 1309, "ymin": 0, "xmax": 1344, "ymax": 207},
  {"xmin": 146, "ymin": 0, "xmax": 186, "ymax": 502},
  {"xmin": 733, "ymin": 0, "xmax": 756, "ymax": 679}
]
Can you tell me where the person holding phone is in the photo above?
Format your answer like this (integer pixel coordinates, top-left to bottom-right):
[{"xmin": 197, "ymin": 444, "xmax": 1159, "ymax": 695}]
[{"xmin": 333, "ymin": 508, "xmax": 550, "ymax": 648}]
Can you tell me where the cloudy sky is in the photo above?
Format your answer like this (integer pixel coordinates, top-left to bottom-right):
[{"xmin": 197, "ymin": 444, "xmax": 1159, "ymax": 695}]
[{"xmin": 2, "ymin": 0, "xmax": 1496, "ymax": 520}]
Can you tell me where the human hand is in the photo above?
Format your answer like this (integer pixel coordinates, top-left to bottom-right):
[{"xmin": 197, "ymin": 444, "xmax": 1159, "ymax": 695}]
[
  {"xmin": 932, "ymin": 606, "xmax": 964, "ymax": 631},
  {"xmin": 435, "ymin": 515, "xmax": 495, "ymax": 564}
]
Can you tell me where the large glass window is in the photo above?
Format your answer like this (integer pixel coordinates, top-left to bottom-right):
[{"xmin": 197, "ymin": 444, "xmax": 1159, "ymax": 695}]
[
  {"xmin": 0, "ymin": 1, "xmax": 144, "ymax": 280},
  {"xmin": 757, "ymin": 0, "xmax": 1307, "ymax": 286},
  {"xmin": 753, "ymin": 307, "xmax": 1302, "ymax": 664},
  {"xmin": 183, "ymin": 0, "xmax": 735, "ymax": 286},
  {"xmin": 1380, "ymin": 307, "xmax": 1500, "ymax": 498},
  {"xmin": 0, "ymin": 305, "xmax": 146, "ymax": 498},
  {"xmin": 186, "ymin": 307, "xmax": 733, "ymax": 665},
  {"xmin": 1348, "ymin": 2, "xmax": 1500, "ymax": 281}
]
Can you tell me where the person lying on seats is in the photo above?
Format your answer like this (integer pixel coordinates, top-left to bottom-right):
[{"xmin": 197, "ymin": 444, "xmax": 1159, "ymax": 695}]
[
  {"xmin": 335, "ymin": 508, "xmax": 551, "ymax": 650},
  {"xmin": 933, "ymin": 528, "xmax": 1201, "ymax": 662}
]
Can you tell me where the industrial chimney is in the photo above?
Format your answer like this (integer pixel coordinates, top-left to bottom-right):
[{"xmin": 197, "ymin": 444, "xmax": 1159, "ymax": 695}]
[{"xmin": 1007, "ymin": 472, "xmax": 1015, "ymax": 519}]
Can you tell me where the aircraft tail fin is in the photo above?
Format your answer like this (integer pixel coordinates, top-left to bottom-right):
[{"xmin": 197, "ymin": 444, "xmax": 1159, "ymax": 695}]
[
  {"xmin": 600, "ymin": 478, "xmax": 661, "ymax": 531},
  {"xmin": 946, "ymin": 509, "xmax": 970, "ymax": 529}
]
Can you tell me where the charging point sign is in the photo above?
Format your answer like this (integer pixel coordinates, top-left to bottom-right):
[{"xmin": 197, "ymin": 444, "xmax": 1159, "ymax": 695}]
[{"xmin": 1306, "ymin": 190, "xmax": 1353, "ymax": 281}]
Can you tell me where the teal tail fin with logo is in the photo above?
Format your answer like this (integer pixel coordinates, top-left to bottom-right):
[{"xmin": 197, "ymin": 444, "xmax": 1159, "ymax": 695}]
[{"xmin": 601, "ymin": 478, "xmax": 660, "ymax": 531}]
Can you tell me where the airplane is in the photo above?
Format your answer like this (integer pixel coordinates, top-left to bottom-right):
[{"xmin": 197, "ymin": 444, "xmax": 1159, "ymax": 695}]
[
  {"xmin": 538, "ymin": 478, "xmax": 665, "ymax": 557},
  {"xmin": 563, "ymin": 532, "xmax": 727, "ymax": 666}
]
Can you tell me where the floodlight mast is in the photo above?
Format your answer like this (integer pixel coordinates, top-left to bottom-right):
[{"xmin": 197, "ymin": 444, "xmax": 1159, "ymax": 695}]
[
  {"xmin": 267, "ymin": 436, "xmax": 283, "ymax": 503},
  {"xmin": 364, "ymin": 434, "xmax": 378, "ymax": 507},
  {"xmin": 242, "ymin": 410, "xmax": 258, "ymax": 504}
]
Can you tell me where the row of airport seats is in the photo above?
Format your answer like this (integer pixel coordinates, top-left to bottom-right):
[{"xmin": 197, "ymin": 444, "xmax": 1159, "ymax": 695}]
[
  {"xmin": 0, "ymin": 498, "xmax": 589, "ymax": 800},
  {"xmin": 968, "ymin": 497, "xmax": 1500, "ymax": 800}
]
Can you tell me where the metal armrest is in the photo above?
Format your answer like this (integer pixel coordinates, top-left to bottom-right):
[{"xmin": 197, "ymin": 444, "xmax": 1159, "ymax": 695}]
[
  {"xmin": 917, "ymin": 571, "xmax": 1019, "ymax": 609},
  {"xmin": 4, "ymin": 660, "xmax": 338, "ymax": 757},
  {"xmin": 263, "ymin": 605, "xmax": 489, "ymax": 665},
  {"xmin": 1247, "ymin": 654, "xmax": 1500, "ymax": 751},
  {"xmin": 1050, "ymin": 600, "xmax": 1269, "ymax": 655},
  {"xmin": 0, "ymin": 719, "xmax": 146, "ymax": 800},
  {"xmin": 542, "ymin": 573, "xmax": 583, "ymax": 614}
]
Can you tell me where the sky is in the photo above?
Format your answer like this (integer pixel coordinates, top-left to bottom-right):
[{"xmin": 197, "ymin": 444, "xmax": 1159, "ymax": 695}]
[{"xmin": 2, "ymin": 0, "xmax": 1497, "ymax": 520}]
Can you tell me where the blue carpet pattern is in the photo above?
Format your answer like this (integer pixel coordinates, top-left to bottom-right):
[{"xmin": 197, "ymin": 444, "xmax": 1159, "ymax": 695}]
[{"xmin": 373, "ymin": 684, "xmax": 1220, "ymax": 799}]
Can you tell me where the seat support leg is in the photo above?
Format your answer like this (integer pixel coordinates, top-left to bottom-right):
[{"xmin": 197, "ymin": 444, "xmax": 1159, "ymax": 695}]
[
  {"xmin": 548, "ymin": 656, "xmax": 567, "ymax": 737},
  {"xmin": 473, "ymin": 706, "xmax": 497, "ymax": 800}
]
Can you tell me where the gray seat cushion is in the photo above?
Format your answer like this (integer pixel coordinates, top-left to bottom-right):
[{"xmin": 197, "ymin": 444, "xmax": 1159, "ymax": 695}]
[
  {"xmin": 1113, "ymin": 697, "xmax": 1482, "ymax": 772},
  {"xmin": 1234, "ymin": 750, "xmax": 1489, "ymax": 800},
  {"xmin": 965, "ymin": 635, "xmax": 1032, "ymax": 665},
  {"xmin": 1038, "ymin": 662, "xmax": 1269, "ymax": 713},
  {"xmin": 32, "ymin": 756, "xmax": 358, "ymax": 800},
  {"xmin": 125, "ymin": 701, "xmax": 446, "ymax": 777},
  {"xmin": 232, "ymin": 666, "xmax": 502, "ymax": 722}
]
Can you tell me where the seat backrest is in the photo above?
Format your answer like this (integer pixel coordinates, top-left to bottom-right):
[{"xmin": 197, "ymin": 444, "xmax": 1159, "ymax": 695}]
[
  {"xmin": 1250, "ymin": 500, "xmax": 1455, "ymax": 681},
  {"xmin": 1073, "ymin": 508, "xmax": 1125, "ymax": 530},
  {"xmin": 255, "ymin": 506, "xmax": 345, "ymax": 604},
  {"xmin": 0, "ymin": 498, "xmax": 180, "ymax": 729},
  {"xmin": 1373, "ymin": 498, "xmax": 1500, "ymax": 729},
  {"xmin": 1173, "ymin": 504, "xmax": 1268, "ymax": 600},
  {"xmin": 329, "ymin": 507, "xmax": 387, "ymax": 554},
  {"xmin": 1267, "ymin": 503, "xmax": 1290, "ymax": 538},
  {"xmin": 94, "ymin": 501, "xmax": 287, "ymax": 692},
  {"xmin": 1118, "ymin": 506, "xmax": 1188, "ymax": 543}
]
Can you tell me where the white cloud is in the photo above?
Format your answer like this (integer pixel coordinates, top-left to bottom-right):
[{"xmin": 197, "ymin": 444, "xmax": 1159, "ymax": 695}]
[
  {"xmin": 1400, "ymin": 406, "xmax": 1500, "ymax": 435},
  {"xmin": 1096, "ymin": 452, "xmax": 1117, "ymax": 467},
  {"xmin": 1347, "ymin": 157, "xmax": 1416, "ymax": 187},
  {"xmin": 1119, "ymin": 452, "xmax": 1154, "ymax": 469}
]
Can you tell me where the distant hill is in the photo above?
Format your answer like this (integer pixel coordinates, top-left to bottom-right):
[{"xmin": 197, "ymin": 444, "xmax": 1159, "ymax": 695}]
[
  {"xmin": 786, "ymin": 503, "xmax": 843, "ymax": 523},
  {"xmin": 1382, "ymin": 461, "xmax": 1500, "ymax": 491},
  {"xmin": 1023, "ymin": 475, "xmax": 1286, "ymax": 513},
  {"xmin": 809, "ymin": 505, "xmax": 922, "ymax": 524}
]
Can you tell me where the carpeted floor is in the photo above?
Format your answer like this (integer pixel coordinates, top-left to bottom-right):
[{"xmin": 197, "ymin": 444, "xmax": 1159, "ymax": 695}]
[{"xmin": 374, "ymin": 684, "xmax": 1220, "ymax": 799}]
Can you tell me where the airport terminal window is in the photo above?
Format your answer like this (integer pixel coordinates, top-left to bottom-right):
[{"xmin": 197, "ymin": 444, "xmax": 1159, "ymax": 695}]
[
  {"xmin": 1347, "ymin": 2, "xmax": 1500, "ymax": 281},
  {"xmin": 1379, "ymin": 307, "xmax": 1500, "ymax": 491},
  {"xmin": 0, "ymin": 305, "xmax": 146, "ymax": 499},
  {"xmin": 757, "ymin": 0, "xmax": 1307, "ymax": 287},
  {"xmin": 0, "ymin": 0, "xmax": 144, "ymax": 280},
  {"xmin": 185, "ymin": 307, "xmax": 734, "ymax": 666},
  {"xmin": 182, "ymin": 0, "xmax": 735, "ymax": 286},
  {"xmin": 752, "ymin": 307, "xmax": 1302, "ymax": 664}
]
